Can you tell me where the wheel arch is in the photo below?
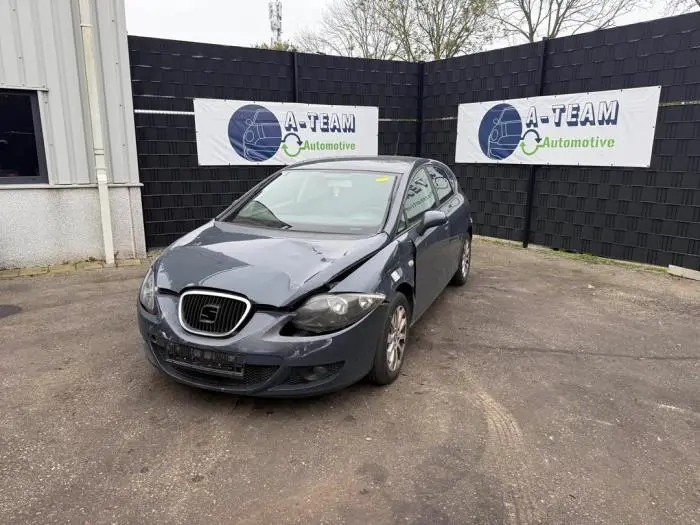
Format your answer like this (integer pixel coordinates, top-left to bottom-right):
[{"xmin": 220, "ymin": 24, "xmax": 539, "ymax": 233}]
[{"xmin": 394, "ymin": 281, "xmax": 414, "ymax": 319}]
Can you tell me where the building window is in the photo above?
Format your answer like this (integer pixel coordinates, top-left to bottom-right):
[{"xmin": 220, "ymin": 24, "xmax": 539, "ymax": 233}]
[{"xmin": 0, "ymin": 90, "xmax": 48, "ymax": 184}]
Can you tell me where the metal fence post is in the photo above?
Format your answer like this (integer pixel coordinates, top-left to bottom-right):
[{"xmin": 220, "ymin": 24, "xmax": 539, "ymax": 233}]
[
  {"xmin": 416, "ymin": 61, "xmax": 425, "ymax": 157},
  {"xmin": 522, "ymin": 37, "xmax": 549, "ymax": 248},
  {"xmin": 292, "ymin": 51, "xmax": 300, "ymax": 102}
]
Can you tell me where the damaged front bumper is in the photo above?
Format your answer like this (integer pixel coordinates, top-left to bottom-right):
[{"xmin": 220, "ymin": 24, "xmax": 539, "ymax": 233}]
[{"xmin": 137, "ymin": 293, "xmax": 386, "ymax": 397}]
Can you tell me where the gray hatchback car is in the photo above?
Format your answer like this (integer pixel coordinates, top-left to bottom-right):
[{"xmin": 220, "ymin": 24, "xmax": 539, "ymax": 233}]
[{"xmin": 137, "ymin": 157, "xmax": 472, "ymax": 397}]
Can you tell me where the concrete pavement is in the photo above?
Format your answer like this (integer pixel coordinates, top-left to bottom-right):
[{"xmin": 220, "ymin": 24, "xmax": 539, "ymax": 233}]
[{"xmin": 1, "ymin": 240, "xmax": 698, "ymax": 524}]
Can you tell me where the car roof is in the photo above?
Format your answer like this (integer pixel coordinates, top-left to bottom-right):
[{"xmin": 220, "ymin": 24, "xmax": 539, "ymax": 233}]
[{"xmin": 285, "ymin": 156, "xmax": 429, "ymax": 176}]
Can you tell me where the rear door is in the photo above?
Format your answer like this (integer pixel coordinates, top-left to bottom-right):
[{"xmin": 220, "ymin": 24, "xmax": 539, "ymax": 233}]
[{"xmin": 403, "ymin": 167, "xmax": 450, "ymax": 320}]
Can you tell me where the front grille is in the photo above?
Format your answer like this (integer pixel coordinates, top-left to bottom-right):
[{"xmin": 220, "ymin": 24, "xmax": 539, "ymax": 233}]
[{"xmin": 179, "ymin": 290, "xmax": 251, "ymax": 336}]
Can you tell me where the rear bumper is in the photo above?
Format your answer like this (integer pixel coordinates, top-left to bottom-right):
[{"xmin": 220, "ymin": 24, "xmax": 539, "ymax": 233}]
[{"xmin": 138, "ymin": 294, "xmax": 385, "ymax": 397}]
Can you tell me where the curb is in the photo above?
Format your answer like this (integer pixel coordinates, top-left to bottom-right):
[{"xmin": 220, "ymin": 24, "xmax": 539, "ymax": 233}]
[
  {"xmin": 473, "ymin": 235, "xmax": 669, "ymax": 273},
  {"xmin": 668, "ymin": 265, "xmax": 700, "ymax": 282},
  {"xmin": 529, "ymin": 244, "xmax": 667, "ymax": 273},
  {"xmin": 0, "ymin": 254, "xmax": 161, "ymax": 280}
]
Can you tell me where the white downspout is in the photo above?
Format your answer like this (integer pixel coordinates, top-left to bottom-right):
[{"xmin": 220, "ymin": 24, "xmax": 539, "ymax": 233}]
[{"xmin": 78, "ymin": 0, "xmax": 115, "ymax": 265}]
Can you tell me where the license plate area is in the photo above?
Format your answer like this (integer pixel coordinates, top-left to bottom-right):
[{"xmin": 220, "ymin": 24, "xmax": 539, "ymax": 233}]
[{"xmin": 165, "ymin": 344, "xmax": 245, "ymax": 378}]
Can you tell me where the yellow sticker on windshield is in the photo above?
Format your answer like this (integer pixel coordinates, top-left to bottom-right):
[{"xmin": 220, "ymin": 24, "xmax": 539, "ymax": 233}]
[{"xmin": 375, "ymin": 176, "xmax": 390, "ymax": 182}]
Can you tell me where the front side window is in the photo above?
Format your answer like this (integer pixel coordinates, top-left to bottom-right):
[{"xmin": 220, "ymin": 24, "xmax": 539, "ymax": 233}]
[
  {"xmin": 403, "ymin": 168, "xmax": 436, "ymax": 224},
  {"xmin": 226, "ymin": 169, "xmax": 397, "ymax": 235},
  {"xmin": 427, "ymin": 165, "xmax": 454, "ymax": 203},
  {"xmin": 0, "ymin": 90, "xmax": 47, "ymax": 184}
]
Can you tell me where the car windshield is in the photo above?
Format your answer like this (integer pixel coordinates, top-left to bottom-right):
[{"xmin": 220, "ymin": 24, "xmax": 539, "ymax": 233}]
[{"xmin": 226, "ymin": 169, "xmax": 397, "ymax": 234}]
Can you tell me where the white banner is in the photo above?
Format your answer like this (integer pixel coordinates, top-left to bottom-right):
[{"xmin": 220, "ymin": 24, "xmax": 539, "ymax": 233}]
[
  {"xmin": 194, "ymin": 99, "xmax": 379, "ymax": 165},
  {"xmin": 455, "ymin": 86, "xmax": 661, "ymax": 167}
]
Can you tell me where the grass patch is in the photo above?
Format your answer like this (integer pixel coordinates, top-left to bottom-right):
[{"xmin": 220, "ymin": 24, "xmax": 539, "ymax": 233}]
[
  {"xmin": 474, "ymin": 234, "xmax": 666, "ymax": 273},
  {"xmin": 547, "ymin": 249, "xmax": 667, "ymax": 273},
  {"xmin": 473, "ymin": 235, "xmax": 522, "ymax": 247}
]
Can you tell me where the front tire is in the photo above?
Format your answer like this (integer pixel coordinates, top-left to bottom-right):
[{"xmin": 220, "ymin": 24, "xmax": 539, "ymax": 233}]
[
  {"xmin": 450, "ymin": 233, "xmax": 472, "ymax": 286},
  {"xmin": 368, "ymin": 292, "xmax": 410, "ymax": 386}
]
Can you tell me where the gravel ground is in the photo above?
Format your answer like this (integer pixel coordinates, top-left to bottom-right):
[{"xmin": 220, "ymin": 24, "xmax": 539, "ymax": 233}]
[{"xmin": 1, "ymin": 239, "xmax": 698, "ymax": 525}]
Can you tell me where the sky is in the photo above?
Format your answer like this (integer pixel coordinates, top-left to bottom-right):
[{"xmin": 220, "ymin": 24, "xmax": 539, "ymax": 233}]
[
  {"xmin": 125, "ymin": 0, "xmax": 681, "ymax": 50},
  {"xmin": 125, "ymin": 0, "xmax": 326, "ymax": 47}
]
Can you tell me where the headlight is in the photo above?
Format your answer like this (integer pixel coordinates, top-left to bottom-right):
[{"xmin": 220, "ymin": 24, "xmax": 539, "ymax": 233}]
[
  {"xmin": 139, "ymin": 267, "xmax": 156, "ymax": 313},
  {"xmin": 292, "ymin": 293, "xmax": 385, "ymax": 334}
]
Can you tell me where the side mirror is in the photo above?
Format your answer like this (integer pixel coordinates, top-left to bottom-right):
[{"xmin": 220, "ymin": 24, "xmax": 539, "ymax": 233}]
[{"xmin": 417, "ymin": 210, "xmax": 447, "ymax": 236}]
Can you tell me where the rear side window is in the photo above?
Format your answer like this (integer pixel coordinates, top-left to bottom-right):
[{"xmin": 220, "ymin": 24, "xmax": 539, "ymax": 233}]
[
  {"xmin": 427, "ymin": 165, "xmax": 454, "ymax": 204},
  {"xmin": 403, "ymin": 168, "xmax": 437, "ymax": 223}
]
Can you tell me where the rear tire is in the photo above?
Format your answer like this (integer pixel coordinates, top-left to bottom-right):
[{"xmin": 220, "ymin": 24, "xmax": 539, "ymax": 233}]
[
  {"xmin": 368, "ymin": 292, "xmax": 410, "ymax": 386},
  {"xmin": 450, "ymin": 233, "xmax": 472, "ymax": 286}
]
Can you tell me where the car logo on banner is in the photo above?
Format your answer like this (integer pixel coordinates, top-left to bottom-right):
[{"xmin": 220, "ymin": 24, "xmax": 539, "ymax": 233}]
[
  {"xmin": 228, "ymin": 103, "xmax": 359, "ymax": 161},
  {"xmin": 478, "ymin": 103, "xmax": 524, "ymax": 160},
  {"xmin": 228, "ymin": 105, "xmax": 283, "ymax": 162}
]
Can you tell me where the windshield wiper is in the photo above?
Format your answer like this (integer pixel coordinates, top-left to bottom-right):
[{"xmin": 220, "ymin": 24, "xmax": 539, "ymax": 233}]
[
  {"xmin": 231, "ymin": 200, "xmax": 292, "ymax": 229},
  {"xmin": 234, "ymin": 216, "xmax": 291, "ymax": 229}
]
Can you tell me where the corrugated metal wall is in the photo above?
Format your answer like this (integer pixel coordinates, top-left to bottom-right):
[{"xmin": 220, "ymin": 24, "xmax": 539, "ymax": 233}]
[
  {"xmin": 0, "ymin": 0, "xmax": 139, "ymax": 186},
  {"xmin": 94, "ymin": 0, "xmax": 140, "ymax": 185},
  {"xmin": 0, "ymin": 0, "xmax": 91, "ymax": 184}
]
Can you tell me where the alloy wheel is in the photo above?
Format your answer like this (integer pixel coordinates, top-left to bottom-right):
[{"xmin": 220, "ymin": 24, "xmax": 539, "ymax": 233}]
[
  {"xmin": 386, "ymin": 305, "xmax": 407, "ymax": 372},
  {"xmin": 461, "ymin": 237, "xmax": 471, "ymax": 278}
]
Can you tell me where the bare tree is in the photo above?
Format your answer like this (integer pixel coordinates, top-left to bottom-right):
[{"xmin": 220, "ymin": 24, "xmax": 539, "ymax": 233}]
[
  {"xmin": 377, "ymin": 0, "xmax": 496, "ymax": 60},
  {"xmin": 664, "ymin": 0, "xmax": 700, "ymax": 13},
  {"xmin": 295, "ymin": 0, "xmax": 494, "ymax": 61},
  {"xmin": 294, "ymin": 0, "xmax": 399, "ymax": 59},
  {"xmin": 255, "ymin": 40, "xmax": 297, "ymax": 52},
  {"xmin": 492, "ymin": 0, "xmax": 649, "ymax": 43}
]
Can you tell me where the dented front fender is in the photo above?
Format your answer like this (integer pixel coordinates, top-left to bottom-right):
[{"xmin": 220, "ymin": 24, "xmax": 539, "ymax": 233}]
[{"xmin": 330, "ymin": 238, "xmax": 415, "ymax": 302}]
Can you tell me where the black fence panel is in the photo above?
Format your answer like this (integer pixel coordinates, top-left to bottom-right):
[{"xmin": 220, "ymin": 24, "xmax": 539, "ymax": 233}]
[
  {"xmin": 295, "ymin": 54, "xmax": 421, "ymax": 157},
  {"xmin": 296, "ymin": 54, "xmax": 421, "ymax": 119},
  {"xmin": 528, "ymin": 14, "xmax": 700, "ymax": 270},
  {"xmin": 420, "ymin": 12, "xmax": 700, "ymax": 269},
  {"xmin": 129, "ymin": 36, "xmax": 422, "ymax": 248},
  {"xmin": 130, "ymin": 37, "xmax": 295, "ymax": 112},
  {"xmin": 529, "ymin": 104, "xmax": 700, "ymax": 269},
  {"xmin": 421, "ymin": 40, "xmax": 543, "ymax": 242},
  {"xmin": 130, "ymin": 13, "xmax": 700, "ymax": 269},
  {"xmin": 542, "ymin": 13, "xmax": 700, "ymax": 102},
  {"xmin": 420, "ymin": 117, "xmax": 531, "ymax": 241},
  {"xmin": 422, "ymin": 42, "xmax": 541, "ymax": 120},
  {"xmin": 129, "ymin": 37, "xmax": 295, "ymax": 247}
]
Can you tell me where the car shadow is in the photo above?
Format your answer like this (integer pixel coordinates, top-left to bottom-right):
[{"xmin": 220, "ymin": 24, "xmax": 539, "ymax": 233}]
[{"xmin": 153, "ymin": 370, "xmax": 379, "ymax": 418}]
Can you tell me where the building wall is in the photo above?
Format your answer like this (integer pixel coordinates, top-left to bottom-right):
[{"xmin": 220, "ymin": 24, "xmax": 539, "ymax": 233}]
[
  {"xmin": 0, "ymin": 186, "xmax": 145, "ymax": 267},
  {"xmin": 0, "ymin": 0, "xmax": 145, "ymax": 268}
]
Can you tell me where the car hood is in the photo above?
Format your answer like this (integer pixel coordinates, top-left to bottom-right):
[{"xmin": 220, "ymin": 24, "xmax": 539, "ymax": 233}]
[{"xmin": 154, "ymin": 221, "xmax": 388, "ymax": 307}]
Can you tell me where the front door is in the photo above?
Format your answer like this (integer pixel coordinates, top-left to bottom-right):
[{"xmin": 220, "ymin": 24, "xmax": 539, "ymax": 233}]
[
  {"xmin": 427, "ymin": 164, "xmax": 468, "ymax": 277},
  {"xmin": 403, "ymin": 167, "xmax": 448, "ymax": 320}
]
